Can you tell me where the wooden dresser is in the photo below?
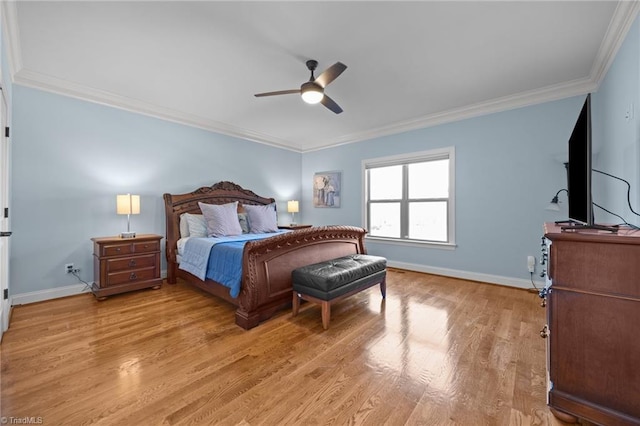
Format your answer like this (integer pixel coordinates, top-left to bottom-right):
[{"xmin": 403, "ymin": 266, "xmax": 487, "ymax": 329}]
[
  {"xmin": 91, "ymin": 234, "xmax": 162, "ymax": 299},
  {"xmin": 543, "ymin": 223, "xmax": 640, "ymax": 425}
]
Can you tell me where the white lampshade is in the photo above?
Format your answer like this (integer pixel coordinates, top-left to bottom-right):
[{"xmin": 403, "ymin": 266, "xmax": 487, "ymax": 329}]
[
  {"xmin": 287, "ymin": 200, "xmax": 299, "ymax": 213},
  {"xmin": 117, "ymin": 194, "xmax": 140, "ymax": 215}
]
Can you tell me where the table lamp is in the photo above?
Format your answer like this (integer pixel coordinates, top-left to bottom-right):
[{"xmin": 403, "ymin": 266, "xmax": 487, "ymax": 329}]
[
  {"xmin": 287, "ymin": 200, "xmax": 299, "ymax": 226},
  {"xmin": 117, "ymin": 194, "xmax": 140, "ymax": 238}
]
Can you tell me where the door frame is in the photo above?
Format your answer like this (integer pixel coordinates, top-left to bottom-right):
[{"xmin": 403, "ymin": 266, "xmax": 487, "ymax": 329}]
[{"xmin": 0, "ymin": 82, "xmax": 10, "ymax": 340}]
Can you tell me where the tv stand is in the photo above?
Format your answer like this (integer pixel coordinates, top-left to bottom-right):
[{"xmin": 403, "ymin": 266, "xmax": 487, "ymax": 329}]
[
  {"xmin": 543, "ymin": 223, "xmax": 640, "ymax": 425},
  {"xmin": 560, "ymin": 223, "xmax": 619, "ymax": 233}
]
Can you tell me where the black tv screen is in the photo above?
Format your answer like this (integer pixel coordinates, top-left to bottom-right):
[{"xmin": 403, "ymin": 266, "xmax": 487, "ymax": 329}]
[{"xmin": 567, "ymin": 94, "xmax": 592, "ymax": 225}]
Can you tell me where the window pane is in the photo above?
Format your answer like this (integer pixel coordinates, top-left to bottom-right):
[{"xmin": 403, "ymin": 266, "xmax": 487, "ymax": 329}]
[
  {"xmin": 409, "ymin": 201, "xmax": 448, "ymax": 242},
  {"xmin": 370, "ymin": 203, "xmax": 400, "ymax": 238},
  {"xmin": 370, "ymin": 165, "xmax": 402, "ymax": 200},
  {"xmin": 408, "ymin": 159, "xmax": 449, "ymax": 199}
]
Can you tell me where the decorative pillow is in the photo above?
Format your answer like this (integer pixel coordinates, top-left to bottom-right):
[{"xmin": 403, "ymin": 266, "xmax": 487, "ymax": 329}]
[
  {"xmin": 244, "ymin": 203, "xmax": 278, "ymax": 233},
  {"xmin": 183, "ymin": 213, "xmax": 207, "ymax": 238},
  {"xmin": 179, "ymin": 213, "xmax": 190, "ymax": 238},
  {"xmin": 198, "ymin": 201, "xmax": 243, "ymax": 237},
  {"xmin": 237, "ymin": 212, "xmax": 249, "ymax": 234}
]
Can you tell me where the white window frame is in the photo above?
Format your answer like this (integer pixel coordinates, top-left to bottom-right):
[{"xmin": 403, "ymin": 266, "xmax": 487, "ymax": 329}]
[{"xmin": 362, "ymin": 147, "xmax": 456, "ymax": 249}]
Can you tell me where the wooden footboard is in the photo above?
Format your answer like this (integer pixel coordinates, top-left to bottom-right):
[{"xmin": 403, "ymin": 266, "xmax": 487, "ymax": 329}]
[{"xmin": 236, "ymin": 225, "xmax": 366, "ymax": 329}]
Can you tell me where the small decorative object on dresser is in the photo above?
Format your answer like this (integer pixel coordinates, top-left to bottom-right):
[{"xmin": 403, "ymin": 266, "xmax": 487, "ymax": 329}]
[
  {"xmin": 278, "ymin": 224, "xmax": 312, "ymax": 230},
  {"xmin": 91, "ymin": 234, "xmax": 162, "ymax": 300}
]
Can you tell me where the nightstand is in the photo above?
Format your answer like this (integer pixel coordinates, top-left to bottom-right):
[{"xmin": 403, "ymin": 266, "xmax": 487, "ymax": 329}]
[
  {"xmin": 91, "ymin": 234, "xmax": 163, "ymax": 299},
  {"xmin": 278, "ymin": 225, "xmax": 313, "ymax": 230}
]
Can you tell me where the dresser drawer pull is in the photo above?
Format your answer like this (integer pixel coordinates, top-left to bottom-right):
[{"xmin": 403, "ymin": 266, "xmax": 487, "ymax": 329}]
[
  {"xmin": 540, "ymin": 325, "xmax": 549, "ymax": 339},
  {"xmin": 144, "ymin": 244, "xmax": 149, "ymax": 248},
  {"xmin": 116, "ymin": 247, "xmax": 121, "ymax": 252},
  {"xmin": 128, "ymin": 260, "xmax": 137, "ymax": 267},
  {"xmin": 129, "ymin": 272, "xmax": 137, "ymax": 280}
]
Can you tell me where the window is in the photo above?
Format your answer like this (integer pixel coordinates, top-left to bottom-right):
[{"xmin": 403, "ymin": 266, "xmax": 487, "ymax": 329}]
[{"xmin": 363, "ymin": 147, "xmax": 455, "ymax": 247}]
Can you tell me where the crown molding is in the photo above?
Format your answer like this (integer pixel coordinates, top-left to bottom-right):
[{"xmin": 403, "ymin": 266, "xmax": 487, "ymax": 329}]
[
  {"xmin": 14, "ymin": 69, "xmax": 302, "ymax": 152},
  {"xmin": 590, "ymin": 0, "xmax": 640, "ymax": 88},
  {"xmin": 302, "ymin": 76, "xmax": 597, "ymax": 152}
]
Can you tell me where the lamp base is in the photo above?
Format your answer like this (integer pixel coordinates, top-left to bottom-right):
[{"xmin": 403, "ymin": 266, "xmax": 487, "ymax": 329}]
[{"xmin": 120, "ymin": 231, "xmax": 136, "ymax": 239}]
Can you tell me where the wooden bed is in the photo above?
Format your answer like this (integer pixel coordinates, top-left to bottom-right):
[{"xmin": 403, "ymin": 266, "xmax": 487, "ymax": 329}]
[{"xmin": 163, "ymin": 181, "xmax": 367, "ymax": 329}]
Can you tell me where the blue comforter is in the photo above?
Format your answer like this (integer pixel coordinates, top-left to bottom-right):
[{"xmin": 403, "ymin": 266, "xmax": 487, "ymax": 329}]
[{"xmin": 179, "ymin": 232, "xmax": 287, "ymax": 298}]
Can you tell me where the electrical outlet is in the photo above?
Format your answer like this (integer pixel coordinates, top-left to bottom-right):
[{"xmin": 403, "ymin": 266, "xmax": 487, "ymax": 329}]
[
  {"xmin": 65, "ymin": 263, "xmax": 74, "ymax": 273},
  {"xmin": 527, "ymin": 256, "xmax": 535, "ymax": 273}
]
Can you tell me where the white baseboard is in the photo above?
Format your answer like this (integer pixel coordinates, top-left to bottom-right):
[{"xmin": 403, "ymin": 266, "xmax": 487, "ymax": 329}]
[
  {"xmin": 387, "ymin": 260, "xmax": 544, "ymax": 290},
  {"xmin": 9, "ymin": 265, "xmax": 539, "ymax": 306},
  {"xmin": 11, "ymin": 283, "xmax": 92, "ymax": 306},
  {"xmin": 11, "ymin": 270, "xmax": 168, "ymax": 306}
]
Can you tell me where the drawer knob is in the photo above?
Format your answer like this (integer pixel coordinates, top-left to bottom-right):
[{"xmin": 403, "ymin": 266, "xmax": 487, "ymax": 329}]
[
  {"xmin": 540, "ymin": 325, "xmax": 549, "ymax": 339},
  {"xmin": 144, "ymin": 244, "xmax": 149, "ymax": 248},
  {"xmin": 129, "ymin": 272, "xmax": 137, "ymax": 280},
  {"xmin": 129, "ymin": 260, "xmax": 136, "ymax": 267},
  {"xmin": 116, "ymin": 247, "xmax": 121, "ymax": 252}
]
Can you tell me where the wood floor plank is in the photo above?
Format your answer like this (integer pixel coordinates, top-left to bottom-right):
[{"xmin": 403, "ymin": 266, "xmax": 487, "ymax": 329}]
[{"xmin": 1, "ymin": 270, "xmax": 573, "ymax": 425}]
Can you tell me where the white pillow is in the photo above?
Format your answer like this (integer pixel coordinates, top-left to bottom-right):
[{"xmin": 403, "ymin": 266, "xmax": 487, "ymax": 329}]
[
  {"xmin": 179, "ymin": 213, "xmax": 190, "ymax": 238},
  {"xmin": 198, "ymin": 201, "xmax": 243, "ymax": 237},
  {"xmin": 183, "ymin": 213, "xmax": 207, "ymax": 238},
  {"xmin": 244, "ymin": 203, "xmax": 278, "ymax": 233}
]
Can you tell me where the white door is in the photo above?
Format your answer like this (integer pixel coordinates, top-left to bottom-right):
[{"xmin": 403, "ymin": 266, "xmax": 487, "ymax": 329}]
[{"xmin": 0, "ymin": 83, "xmax": 10, "ymax": 339}]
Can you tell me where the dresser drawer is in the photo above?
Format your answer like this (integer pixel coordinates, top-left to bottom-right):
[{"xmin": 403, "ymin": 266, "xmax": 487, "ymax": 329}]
[
  {"xmin": 106, "ymin": 254, "xmax": 157, "ymax": 273},
  {"xmin": 106, "ymin": 267, "xmax": 158, "ymax": 287}
]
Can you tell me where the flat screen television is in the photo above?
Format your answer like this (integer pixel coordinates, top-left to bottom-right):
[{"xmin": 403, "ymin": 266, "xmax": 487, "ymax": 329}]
[
  {"xmin": 564, "ymin": 93, "xmax": 617, "ymax": 232},
  {"xmin": 567, "ymin": 94, "xmax": 592, "ymax": 225}
]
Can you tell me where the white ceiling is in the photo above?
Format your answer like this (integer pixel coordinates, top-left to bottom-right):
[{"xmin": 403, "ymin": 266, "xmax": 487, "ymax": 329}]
[{"xmin": 2, "ymin": 1, "xmax": 638, "ymax": 152}]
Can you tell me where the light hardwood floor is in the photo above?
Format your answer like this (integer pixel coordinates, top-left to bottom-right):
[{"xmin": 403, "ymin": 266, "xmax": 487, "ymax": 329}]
[{"xmin": 1, "ymin": 269, "xmax": 572, "ymax": 425}]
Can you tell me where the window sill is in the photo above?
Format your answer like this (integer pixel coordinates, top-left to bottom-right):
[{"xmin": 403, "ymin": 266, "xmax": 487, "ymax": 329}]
[{"xmin": 365, "ymin": 235, "xmax": 457, "ymax": 250}]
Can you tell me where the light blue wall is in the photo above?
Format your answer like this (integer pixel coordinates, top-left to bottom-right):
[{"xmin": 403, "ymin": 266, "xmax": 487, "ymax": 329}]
[
  {"xmin": 11, "ymin": 86, "xmax": 301, "ymax": 294},
  {"xmin": 592, "ymin": 14, "xmax": 640, "ymax": 227},
  {"xmin": 302, "ymin": 98, "xmax": 581, "ymax": 285}
]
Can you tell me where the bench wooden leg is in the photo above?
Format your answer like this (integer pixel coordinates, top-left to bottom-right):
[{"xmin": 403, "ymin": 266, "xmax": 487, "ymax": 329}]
[
  {"xmin": 321, "ymin": 301, "xmax": 331, "ymax": 330},
  {"xmin": 380, "ymin": 276, "xmax": 387, "ymax": 299},
  {"xmin": 292, "ymin": 292, "xmax": 300, "ymax": 316}
]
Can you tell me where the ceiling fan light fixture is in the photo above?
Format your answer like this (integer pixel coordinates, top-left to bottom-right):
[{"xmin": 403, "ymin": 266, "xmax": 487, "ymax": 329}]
[{"xmin": 300, "ymin": 82, "xmax": 324, "ymax": 104}]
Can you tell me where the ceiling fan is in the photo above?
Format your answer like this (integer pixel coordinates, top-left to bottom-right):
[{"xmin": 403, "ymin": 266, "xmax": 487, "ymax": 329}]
[{"xmin": 254, "ymin": 60, "xmax": 347, "ymax": 114}]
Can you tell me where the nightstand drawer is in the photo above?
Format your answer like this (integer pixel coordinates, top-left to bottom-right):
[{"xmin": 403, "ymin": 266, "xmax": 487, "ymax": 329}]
[
  {"xmin": 99, "ymin": 240, "xmax": 160, "ymax": 257},
  {"xmin": 106, "ymin": 267, "xmax": 157, "ymax": 286},
  {"xmin": 106, "ymin": 254, "xmax": 156, "ymax": 273},
  {"xmin": 134, "ymin": 240, "xmax": 160, "ymax": 253},
  {"xmin": 101, "ymin": 243, "xmax": 133, "ymax": 257}
]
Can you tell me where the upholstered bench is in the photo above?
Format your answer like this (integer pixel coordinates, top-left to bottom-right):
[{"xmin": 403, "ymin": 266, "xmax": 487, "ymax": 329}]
[{"xmin": 291, "ymin": 254, "xmax": 387, "ymax": 330}]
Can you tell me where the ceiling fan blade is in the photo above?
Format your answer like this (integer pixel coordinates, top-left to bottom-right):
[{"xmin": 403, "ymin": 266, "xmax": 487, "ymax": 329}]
[
  {"xmin": 254, "ymin": 89, "xmax": 300, "ymax": 97},
  {"xmin": 320, "ymin": 95, "xmax": 343, "ymax": 114},
  {"xmin": 315, "ymin": 62, "xmax": 347, "ymax": 88}
]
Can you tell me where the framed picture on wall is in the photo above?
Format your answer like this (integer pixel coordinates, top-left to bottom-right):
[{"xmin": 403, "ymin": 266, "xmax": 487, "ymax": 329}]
[{"xmin": 313, "ymin": 171, "xmax": 341, "ymax": 208}]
